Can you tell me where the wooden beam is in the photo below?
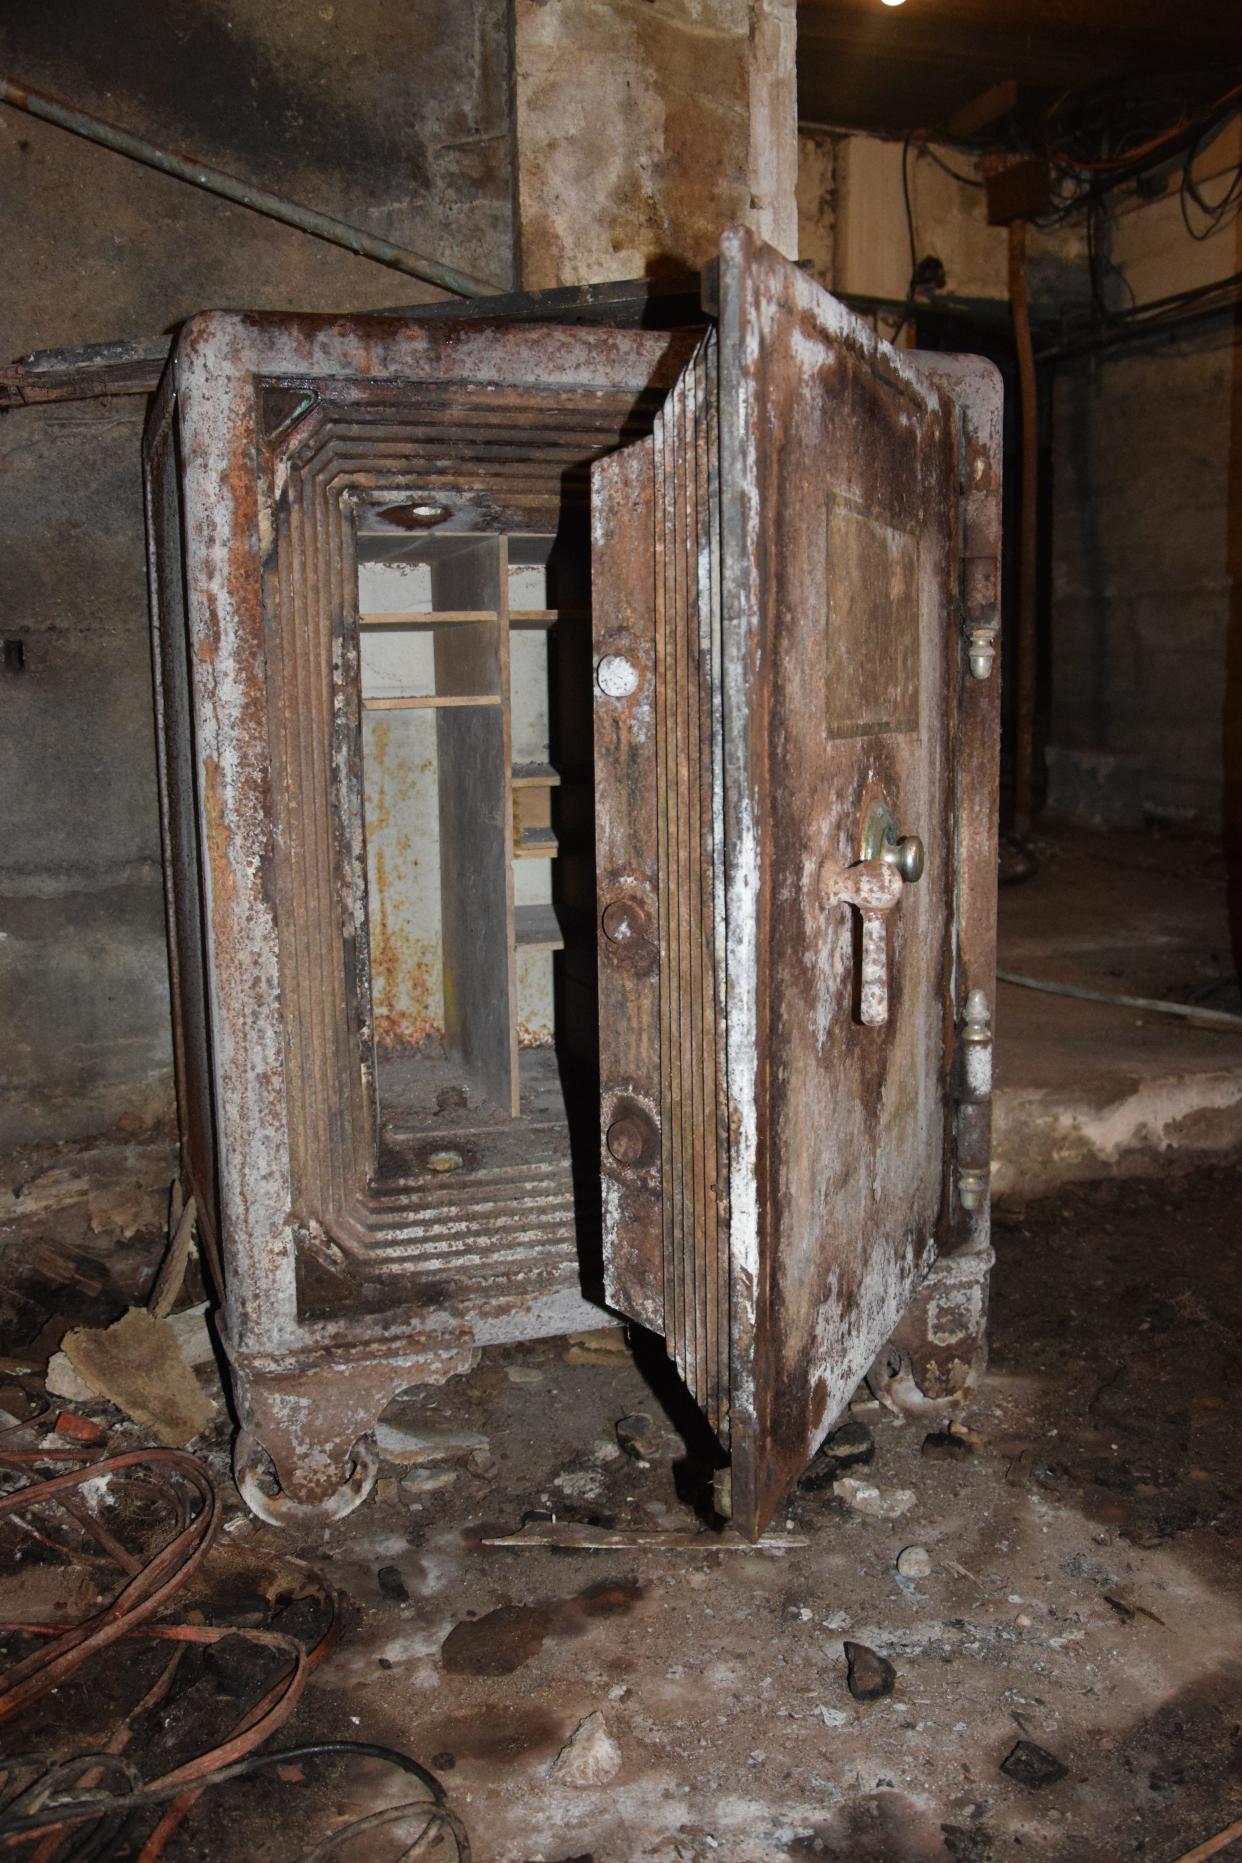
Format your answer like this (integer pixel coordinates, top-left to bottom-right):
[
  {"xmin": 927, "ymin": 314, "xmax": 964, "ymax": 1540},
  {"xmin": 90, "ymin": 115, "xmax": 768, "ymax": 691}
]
[{"xmin": 946, "ymin": 79, "xmax": 1019, "ymax": 142}]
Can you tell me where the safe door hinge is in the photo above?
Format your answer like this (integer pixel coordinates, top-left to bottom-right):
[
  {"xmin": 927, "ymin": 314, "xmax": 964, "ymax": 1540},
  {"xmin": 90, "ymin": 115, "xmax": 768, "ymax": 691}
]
[
  {"xmin": 960, "ymin": 481, "xmax": 1000, "ymax": 680},
  {"xmin": 954, "ymin": 987, "xmax": 992, "ymax": 1211}
]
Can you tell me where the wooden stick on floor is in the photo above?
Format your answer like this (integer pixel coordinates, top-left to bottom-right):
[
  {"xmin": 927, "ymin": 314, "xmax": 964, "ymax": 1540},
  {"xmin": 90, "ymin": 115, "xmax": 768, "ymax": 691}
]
[{"xmin": 1169, "ymin": 1819, "xmax": 1242, "ymax": 1863}]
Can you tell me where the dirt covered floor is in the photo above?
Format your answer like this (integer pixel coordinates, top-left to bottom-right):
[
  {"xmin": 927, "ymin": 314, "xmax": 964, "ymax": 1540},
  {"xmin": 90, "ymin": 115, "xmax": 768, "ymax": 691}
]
[{"xmin": 1, "ymin": 1159, "xmax": 1240, "ymax": 1861}]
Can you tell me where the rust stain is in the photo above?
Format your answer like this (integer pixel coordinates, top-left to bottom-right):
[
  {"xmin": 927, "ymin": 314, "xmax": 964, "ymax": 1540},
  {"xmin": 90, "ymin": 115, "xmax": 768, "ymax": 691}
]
[
  {"xmin": 199, "ymin": 756, "xmax": 235, "ymax": 916},
  {"xmin": 369, "ymin": 846, "xmax": 439, "ymax": 1051},
  {"xmin": 441, "ymin": 1604, "xmax": 552, "ymax": 1676},
  {"xmin": 366, "ymin": 718, "xmax": 442, "ymax": 1049},
  {"xmin": 515, "ymin": 1018, "xmax": 554, "ymax": 1050},
  {"xmin": 414, "ymin": 1703, "xmax": 563, "ymax": 1768}
]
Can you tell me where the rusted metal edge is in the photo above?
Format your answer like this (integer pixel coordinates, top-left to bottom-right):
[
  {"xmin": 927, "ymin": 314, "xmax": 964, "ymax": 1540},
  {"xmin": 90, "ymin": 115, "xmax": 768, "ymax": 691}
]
[
  {"xmin": 2, "ymin": 282, "xmax": 710, "ymax": 410},
  {"xmin": 1, "ymin": 336, "xmax": 172, "ymax": 409}
]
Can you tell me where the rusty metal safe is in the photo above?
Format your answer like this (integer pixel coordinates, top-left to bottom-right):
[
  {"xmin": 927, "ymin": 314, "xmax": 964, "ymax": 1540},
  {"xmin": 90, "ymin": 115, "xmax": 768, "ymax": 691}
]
[{"xmin": 145, "ymin": 229, "xmax": 1001, "ymax": 1537}]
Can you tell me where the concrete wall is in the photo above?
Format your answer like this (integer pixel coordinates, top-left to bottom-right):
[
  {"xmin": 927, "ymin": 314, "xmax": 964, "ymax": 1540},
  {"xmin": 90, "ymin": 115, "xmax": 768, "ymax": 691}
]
[
  {"xmin": 515, "ymin": 0, "xmax": 797, "ymax": 288},
  {"xmin": 0, "ymin": 0, "xmax": 516, "ymax": 1151},
  {"xmin": 1048, "ymin": 120, "xmax": 1242, "ymax": 833},
  {"xmin": 796, "ymin": 130, "xmax": 1085, "ymax": 315}
]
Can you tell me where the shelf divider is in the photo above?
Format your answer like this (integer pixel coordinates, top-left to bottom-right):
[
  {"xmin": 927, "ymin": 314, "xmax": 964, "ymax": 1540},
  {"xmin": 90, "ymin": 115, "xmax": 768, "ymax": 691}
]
[
  {"xmin": 363, "ymin": 694, "xmax": 500, "ymax": 711},
  {"xmin": 514, "ymin": 903, "xmax": 565, "ymax": 951},
  {"xmin": 360, "ymin": 609, "xmax": 498, "ymax": 627}
]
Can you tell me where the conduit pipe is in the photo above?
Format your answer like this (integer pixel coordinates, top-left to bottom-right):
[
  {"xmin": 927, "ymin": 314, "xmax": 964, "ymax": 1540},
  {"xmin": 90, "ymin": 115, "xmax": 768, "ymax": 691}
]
[{"xmin": 0, "ymin": 72, "xmax": 502, "ymax": 301}]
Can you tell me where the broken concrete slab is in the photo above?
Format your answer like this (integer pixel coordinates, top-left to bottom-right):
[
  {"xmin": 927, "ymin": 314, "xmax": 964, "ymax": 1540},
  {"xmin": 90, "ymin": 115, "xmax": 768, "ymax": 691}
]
[
  {"xmin": 164, "ymin": 1301, "xmax": 214, "ymax": 1367},
  {"xmin": 45, "ymin": 1349, "xmax": 98, "ymax": 1403},
  {"xmin": 548, "ymin": 1711, "xmax": 622, "ymax": 1786},
  {"xmin": 834, "ymin": 1477, "xmax": 916, "ymax": 1520},
  {"xmin": 562, "ymin": 1327, "xmax": 630, "ymax": 1365},
  {"xmin": 373, "ymin": 1419, "xmax": 489, "ymax": 1465},
  {"xmin": 59, "ymin": 1306, "xmax": 216, "ymax": 1446}
]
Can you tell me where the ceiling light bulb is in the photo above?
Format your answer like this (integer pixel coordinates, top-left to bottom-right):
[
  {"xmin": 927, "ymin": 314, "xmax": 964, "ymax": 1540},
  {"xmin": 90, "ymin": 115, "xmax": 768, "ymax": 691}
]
[{"xmin": 881, "ymin": 0, "xmax": 906, "ymax": 7}]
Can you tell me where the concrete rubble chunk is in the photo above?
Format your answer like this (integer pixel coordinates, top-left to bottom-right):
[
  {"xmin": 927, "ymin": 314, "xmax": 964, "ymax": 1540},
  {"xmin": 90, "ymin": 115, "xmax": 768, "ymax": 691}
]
[
  {"xmin": 60, "ymin": 1307, "xmax": 216, "ymax": 1447},
  {"xmin": 822, "ymin": 1419, "xmax": 875, "ymax": 1467},
  {"xmin": 45, "ymin": 1351, "xmax": 99, "ymax": 1404},
  {"xmin": 165, "ymin": 1302, "xmax": 215, "ymax": 1367},
  {"xmin": 549, "ymin": 1711, "xmax": 622, "ymax": 1786},
  {"xmin": 564, "ymin": 1328, "xmax": 630, "ymax": 1365},
  {"xmin": 616, "ymin": 1411, "xmax": 662, "ymax": 1461},
  {"xmin": 373, "ymin": 1419, "xmax": 490, "ymax": 1465},
  {"xmin": 398, "ymin": 1467, "xmax": 459, "ymax": 1498},
  {"xmin": 834, "ymin": 1476, "xmax": 916, "ymax": 1519}
]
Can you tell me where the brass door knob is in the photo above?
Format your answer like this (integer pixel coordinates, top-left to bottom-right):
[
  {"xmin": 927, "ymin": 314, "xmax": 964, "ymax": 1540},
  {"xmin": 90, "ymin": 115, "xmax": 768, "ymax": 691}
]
[
  {"xmin": 882, "ymin": 833, "xmax": 925, "ymax": 884},
  {"xmin": 862, "ymin": 800, "xmax": 924, "ymax": 885}
]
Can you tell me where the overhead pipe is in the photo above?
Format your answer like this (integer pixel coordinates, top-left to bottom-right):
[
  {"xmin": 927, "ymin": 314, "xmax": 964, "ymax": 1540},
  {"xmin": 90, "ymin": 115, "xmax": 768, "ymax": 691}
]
[{"xmin": 0, "ymin": 73, "xmax": 502, "ymax": 301}]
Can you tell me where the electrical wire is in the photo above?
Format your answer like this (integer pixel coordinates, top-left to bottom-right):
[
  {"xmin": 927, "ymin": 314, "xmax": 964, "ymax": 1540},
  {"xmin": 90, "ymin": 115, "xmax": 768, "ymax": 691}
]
[
  {"xmin": 0, "ymin": 1743, "xmax": 471, "ymax": 1861},
  {"xmin": 1039, "ymin": 265, "xmax": 1242, "ymax": 362},
  {"xmin": 1179, "ymin": 122, "xmax": 1242, "ymax": 241},
  {"xmin": 891, "ymin": 133, "xmax": 918, "ymax": 343},
  {"xmin": 0, "ymin": 1449, "xmax": 219, "ymax": 1726},
  {"xmin": 911, "ymin": 139, "xmax": 984, "ymax": 190},
  {"xmin": 996, "ymin": 969, "xmax": 1242, "ymax": 1032},
  {"xmin": 0, "ymin": 1450, "xmax": 471, "ymax": 1859},
  {"xmin": 1052, "ymin": 78, "xmax": 1242, "ymax": 175}
]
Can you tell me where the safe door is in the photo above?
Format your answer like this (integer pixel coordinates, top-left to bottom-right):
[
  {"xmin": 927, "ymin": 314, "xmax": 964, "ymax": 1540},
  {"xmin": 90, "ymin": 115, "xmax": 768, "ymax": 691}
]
[{"xmin": 593, "ymin": 229, "xmax": 1001, "ymax": 1541}]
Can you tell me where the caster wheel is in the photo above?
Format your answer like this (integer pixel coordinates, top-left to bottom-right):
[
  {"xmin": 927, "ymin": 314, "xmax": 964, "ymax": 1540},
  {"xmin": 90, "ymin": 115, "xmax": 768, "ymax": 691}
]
[{"xmin": 234, "ymin": 1429, "xmax": 378, "ymax": 1527}]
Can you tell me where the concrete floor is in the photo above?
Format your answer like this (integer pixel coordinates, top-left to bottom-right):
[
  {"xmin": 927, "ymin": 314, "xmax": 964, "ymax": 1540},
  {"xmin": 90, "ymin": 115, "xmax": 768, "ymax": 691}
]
[
  {"xmin": 111, "ymin": 1158, "xmax": 1240, "ymax": 1862},
  {"xmin": 994, "ymin": 829, "xmax": 1242, "ymax": 1197},
  {"xmin": 2, "ymin": 826, "xmax": 1240, "ymax": 1860}
]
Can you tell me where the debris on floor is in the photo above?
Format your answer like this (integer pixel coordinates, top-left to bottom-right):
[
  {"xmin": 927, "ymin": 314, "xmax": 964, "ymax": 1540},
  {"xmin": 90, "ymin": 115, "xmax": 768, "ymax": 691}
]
[
  {"xmin": 895, "ymin": 1543, "xmax": 933, "ymax": 1579},
  {"xmin": 843, "ymin": 1639, "xmax": 898, "ymax": 1703},
  {"xmin": 1000, "ymin": 1738, "xmax": 1069, "ymax": 1790},
  {"xmin": 550, "ymin": 1710, "xmax": 623, "ymax": 1786},
  {"xmin": 832, "ymin": 1475, "xmax": 917, "ymax": 1518},
  {"xmin": 0, "ymin": 1158, "xmax": 1240, "ymax": 1858},
  {"xmin": 56, "ymin": 1305, "xmax": 216, "ymax": 1446},
  {"xmin": 373, "ymin": 1417, "xmax": 491, "ymax": 1465}
]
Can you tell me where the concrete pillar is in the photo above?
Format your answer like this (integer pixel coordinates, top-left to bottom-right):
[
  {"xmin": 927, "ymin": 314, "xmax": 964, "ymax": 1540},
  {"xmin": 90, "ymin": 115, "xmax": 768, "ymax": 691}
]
[{"xmin": 514, "ymin": 0, "xmax": 797, "ymax": 290}]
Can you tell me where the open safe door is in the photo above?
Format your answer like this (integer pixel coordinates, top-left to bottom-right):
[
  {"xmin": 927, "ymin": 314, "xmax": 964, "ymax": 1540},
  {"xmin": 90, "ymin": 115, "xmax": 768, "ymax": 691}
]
[{"xmin": 592, "ymin": 227, "xmax": 1001, "ymax": 1539}]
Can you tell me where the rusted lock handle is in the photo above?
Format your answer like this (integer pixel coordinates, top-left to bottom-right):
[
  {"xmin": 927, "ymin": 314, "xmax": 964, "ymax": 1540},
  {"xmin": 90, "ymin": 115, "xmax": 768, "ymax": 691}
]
[
  {"xmin": 819, "ymin": 856, "xmax": 904, "ymax": 1025},
  {"xmin": 819, "ymin": 804, "xmax": 925, "ymax": 1027}
]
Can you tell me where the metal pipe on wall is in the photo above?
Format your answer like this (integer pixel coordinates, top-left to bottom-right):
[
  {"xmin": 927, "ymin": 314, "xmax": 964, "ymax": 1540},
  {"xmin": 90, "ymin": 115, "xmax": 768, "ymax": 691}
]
[
  {"xmin": 0, "ymin": 72, "xmax": 503, "ymax": 302},
  {"xmin": 1008, "ymin": 216, "xmax": 1039, "ymax": 836}
]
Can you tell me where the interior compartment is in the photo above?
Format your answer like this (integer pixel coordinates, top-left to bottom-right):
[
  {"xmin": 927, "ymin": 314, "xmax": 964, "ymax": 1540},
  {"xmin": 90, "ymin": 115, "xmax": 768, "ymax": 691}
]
[{"xmin": 356, "ymin": 509, "xmax": 594, "ymax": 1174}]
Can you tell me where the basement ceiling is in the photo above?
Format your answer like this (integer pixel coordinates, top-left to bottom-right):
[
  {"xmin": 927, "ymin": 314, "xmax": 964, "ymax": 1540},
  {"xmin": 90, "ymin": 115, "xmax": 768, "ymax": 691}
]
[{"xmin": 797, "ymin": 0, "xmax": 1242, "ymax": 137}]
